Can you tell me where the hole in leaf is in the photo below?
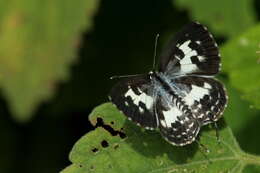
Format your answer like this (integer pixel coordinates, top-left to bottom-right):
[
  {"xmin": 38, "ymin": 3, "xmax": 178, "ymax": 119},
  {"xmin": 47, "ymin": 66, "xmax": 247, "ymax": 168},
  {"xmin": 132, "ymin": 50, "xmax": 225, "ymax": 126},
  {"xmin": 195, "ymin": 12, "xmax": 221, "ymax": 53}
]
[
  {"xmin": 110, "ymin": 121, "xmax": 114, "ymax": 125},
  {"xmin": 101, "ymin": 140, "xmax": 109, "ymax": 148},
  {"xmin": 90, "ymin": 165, "xmax": 94, "ymax": 170},
  {"xmin": 91, "ymin": 148, "xmax": 99, "ymax": 153},
  {"xmin": 96, "ymin": 117, "xmax": 126, "ymax": 139}
]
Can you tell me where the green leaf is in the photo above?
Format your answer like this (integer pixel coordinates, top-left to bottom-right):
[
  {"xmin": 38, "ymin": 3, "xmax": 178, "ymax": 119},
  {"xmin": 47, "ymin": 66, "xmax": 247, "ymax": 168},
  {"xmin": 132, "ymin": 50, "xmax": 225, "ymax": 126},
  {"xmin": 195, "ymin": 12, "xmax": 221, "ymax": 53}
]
[
  {"xmin": 61, "ymin": 103, "xmax": 260, "ymax": 173},
  {"xmin": 0, "ymin": 0, "xmax": 99, "ymax": 122},
  {"xmin": 174, "ymin": 0, "xmax": 256, "ymax": 37},
  {"xmin": 243, "ymin": 165, "xmax": 260, "ymax": 173},
  {"xmin": 223, "ymin": 82, "xmax": 260, "ymax": 156},
  {"xmin": 221, "ymin": 24, "xmax": 260, "ymax": 110},
  {"xmin": 224, "ymin": 83, "xmax": 260, "ymax": 134}
]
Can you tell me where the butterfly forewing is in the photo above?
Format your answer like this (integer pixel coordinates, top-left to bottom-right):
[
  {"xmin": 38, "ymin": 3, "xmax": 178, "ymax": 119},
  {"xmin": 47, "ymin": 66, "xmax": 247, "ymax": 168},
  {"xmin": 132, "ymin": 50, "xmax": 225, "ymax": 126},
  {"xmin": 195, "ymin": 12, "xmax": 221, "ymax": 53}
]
[
  {"xmin": 109, "ymin": 75, "xmax": 158, "ymax": 129},
  {"xmin": 159, "ymin": 22, "xmax": 220, "ymax": 76}
]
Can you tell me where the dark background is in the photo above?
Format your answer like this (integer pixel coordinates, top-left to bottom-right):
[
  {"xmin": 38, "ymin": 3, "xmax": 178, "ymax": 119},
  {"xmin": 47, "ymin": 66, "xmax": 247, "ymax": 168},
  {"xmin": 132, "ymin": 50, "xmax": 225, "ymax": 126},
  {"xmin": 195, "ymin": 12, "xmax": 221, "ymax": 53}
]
[{"xmin": 1, "ymin": 0, "xmax": 260, "ymax": 172}]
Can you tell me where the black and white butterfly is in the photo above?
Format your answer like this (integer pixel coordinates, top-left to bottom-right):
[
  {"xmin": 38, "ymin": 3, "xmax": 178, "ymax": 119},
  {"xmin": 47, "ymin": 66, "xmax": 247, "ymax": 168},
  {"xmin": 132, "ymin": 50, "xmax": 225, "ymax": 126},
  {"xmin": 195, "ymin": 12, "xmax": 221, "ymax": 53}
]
[{"xmin": 109, "ymin": 22, "xmax": 228, "ymax": 146}]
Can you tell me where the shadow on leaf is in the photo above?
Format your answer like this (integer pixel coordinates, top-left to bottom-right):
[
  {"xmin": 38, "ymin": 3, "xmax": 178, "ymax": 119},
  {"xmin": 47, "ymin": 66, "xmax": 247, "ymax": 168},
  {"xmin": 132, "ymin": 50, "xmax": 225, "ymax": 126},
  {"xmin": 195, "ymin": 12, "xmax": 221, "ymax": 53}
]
[{"xmin": 122, "ymin": 120, "xmax": 198, "ymax": 164}]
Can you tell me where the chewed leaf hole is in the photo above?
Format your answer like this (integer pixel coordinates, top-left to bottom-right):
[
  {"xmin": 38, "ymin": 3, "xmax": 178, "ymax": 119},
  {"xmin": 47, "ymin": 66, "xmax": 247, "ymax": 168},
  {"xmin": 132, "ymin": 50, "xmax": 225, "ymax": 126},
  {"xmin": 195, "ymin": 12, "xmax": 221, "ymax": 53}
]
[
  {"xmin": 95, "ymin": 117, "xmax": 126, "ymax": 139},
  {"xmin": 91, "ymin": 148, "xmax": 99, "ymax": 153},
  {"xmin": 101, "ymin": 140, "xmax": 109, "ymax": 148}
]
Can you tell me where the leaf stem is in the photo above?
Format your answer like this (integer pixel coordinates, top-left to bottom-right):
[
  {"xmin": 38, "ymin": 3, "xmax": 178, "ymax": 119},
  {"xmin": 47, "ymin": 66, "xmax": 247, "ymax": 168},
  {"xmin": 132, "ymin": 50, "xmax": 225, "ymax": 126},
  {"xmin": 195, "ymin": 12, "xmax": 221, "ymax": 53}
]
[{"xmin": 240, "ymin": 152, "xmax": 260, "ymax": 165}]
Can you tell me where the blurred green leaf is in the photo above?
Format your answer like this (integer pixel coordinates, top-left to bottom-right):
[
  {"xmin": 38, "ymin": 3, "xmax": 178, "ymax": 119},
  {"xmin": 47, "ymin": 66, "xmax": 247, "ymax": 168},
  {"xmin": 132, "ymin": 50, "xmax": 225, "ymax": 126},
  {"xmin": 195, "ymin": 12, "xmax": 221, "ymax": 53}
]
[
  {"xmin": 243, "ymin": 165, "xmax": 260, "ymax": 173},
  {"xmin": 224, "ymin": 82, "xmax": 260, "ymax": 134},
  {"xmin": 61, "ymin": 103, "xmax": 260, "ymax": 173},
  {"xmin": 222, "ymin": 24, "xmax": 260, "ymax": 110},
  {"xmin": 174, "ymin": 0, "xmax": 256, "ymax": 37},
  {"xmin": 0, "ymin": 0, "xmax": 99, "ymax": 122},
  {"xmin": 224, "ymin": 82, "xmax": 260, "ymax": 157}
]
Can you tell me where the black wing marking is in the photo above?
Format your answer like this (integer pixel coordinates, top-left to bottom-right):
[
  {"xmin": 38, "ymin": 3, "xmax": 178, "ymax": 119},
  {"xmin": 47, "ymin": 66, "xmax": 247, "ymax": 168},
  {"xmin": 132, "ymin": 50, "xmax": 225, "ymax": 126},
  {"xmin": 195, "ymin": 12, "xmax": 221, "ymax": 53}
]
[
  {"xmin": 159, "ymin": 22, "xmax": 220, "ymax": 76},
  {"xmin": 173, "ymin": 76, "xmax": 228, "ymax": 125},
  {"xmin": 109, "ymin": 75, "xmax": 158, "ymax": 129},
  {"xmin": 155, "ymin": 92, "xmax": 200, "ymax": 146}
]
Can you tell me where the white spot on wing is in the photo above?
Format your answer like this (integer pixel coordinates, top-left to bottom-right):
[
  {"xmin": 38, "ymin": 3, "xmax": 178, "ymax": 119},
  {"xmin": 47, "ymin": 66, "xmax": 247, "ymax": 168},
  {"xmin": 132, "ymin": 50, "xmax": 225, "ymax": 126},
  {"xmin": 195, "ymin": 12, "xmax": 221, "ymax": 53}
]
[
  {"xmin": 198, "ymin": 114, "xmax": 204, "ymax": 118},
  {"xmin": 184, "ymin": 85, "xmax": 209, "ymax": 106},
  {"xmin": 196, "ymin": 41, "xmax": 201, "ymax": 45},
  {"xmin": 188, "ymin": 122, "xmax": 194, "ymax": 128},
  {"xmin": 162, "ymin": 106, "xmax": 183, "ymax": 127},
  {"xmin": 198, "ymin": 56, "xmax": 205, "ymax": 62},
  {"xmin": 124, "ymin": 88, "xmax": 154, "ymax": 111},
  {"xmin": 139, "ymin": 107, "xmax": 144, "ymax": 113},
  {"xmin": 160, "ymin": 120, "xmax": 167, "ymax": 127},
  {"xmin": 179, "ymin": 40, "xmax": 191, "ymax": 55},
  {"xmin": 180, "ymin": 64, "xmax": 198, "ymax": 74},
  {"xmin": 204, "ymin": 82, "xmax": 212, "ymax": 89},
  {"xmin": 178, "ymin": 40, "xmax": 198, "ymax": 65},
  {"xmin": 180, "ymin": 50, "xmax": 197, "ymax": 65}
]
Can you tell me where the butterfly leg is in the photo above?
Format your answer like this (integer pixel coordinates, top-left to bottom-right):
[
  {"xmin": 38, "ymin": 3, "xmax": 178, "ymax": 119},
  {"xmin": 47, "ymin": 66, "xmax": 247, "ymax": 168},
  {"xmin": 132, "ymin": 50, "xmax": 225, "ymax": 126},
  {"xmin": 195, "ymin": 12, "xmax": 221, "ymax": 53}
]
[
  {"xmin": 195, "ymin": 140, "xmax": 212, "ymax": 163},
  {"xmin": 213, "ymin": 122, "xmax": 220, "ymax": 144},
  {"xmin": 196, "ymin": 139, "xmax": 210, "ymax": 153}
]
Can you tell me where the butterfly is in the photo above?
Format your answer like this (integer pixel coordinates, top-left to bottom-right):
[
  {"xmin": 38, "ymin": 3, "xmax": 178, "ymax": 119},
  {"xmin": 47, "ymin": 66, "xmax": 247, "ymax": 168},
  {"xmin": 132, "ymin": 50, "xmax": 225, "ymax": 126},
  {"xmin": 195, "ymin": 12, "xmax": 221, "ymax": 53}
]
[{"xmin": 109, "ymin": 22, "xmax": 228, "ymax": 146}]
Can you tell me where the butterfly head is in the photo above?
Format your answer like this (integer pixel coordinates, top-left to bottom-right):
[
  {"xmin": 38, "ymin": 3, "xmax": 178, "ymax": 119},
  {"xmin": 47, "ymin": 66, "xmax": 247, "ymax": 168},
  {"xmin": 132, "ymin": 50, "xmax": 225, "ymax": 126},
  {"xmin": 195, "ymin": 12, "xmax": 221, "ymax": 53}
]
[{"xmin": 148, "ymin": 70, "xmax": 156, "ymax": 80}]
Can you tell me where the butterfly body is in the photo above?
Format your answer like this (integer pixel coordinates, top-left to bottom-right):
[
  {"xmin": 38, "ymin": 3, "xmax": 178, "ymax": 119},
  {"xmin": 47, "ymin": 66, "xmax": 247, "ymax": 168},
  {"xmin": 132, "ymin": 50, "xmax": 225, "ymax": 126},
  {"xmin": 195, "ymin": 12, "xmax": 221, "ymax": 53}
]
[{"xmin": 109, "ymin": 22, "xmax": 228, "ymax": 146}]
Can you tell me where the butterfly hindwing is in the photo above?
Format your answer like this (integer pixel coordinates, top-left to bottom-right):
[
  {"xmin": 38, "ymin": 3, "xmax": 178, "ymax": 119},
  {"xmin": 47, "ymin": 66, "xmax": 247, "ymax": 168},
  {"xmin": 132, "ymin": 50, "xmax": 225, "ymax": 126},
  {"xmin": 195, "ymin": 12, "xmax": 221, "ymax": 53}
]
[
  {"xmin": 156, "ymin": 92, "xmax": 200, "ymax": 146},
  {"xmin": 159, "ymin": 22, "xmax": 220, "ymax": 76},
  {"xmin": 109, "ymin": 75, "xmax": 158, "ymax": 129},
  {"xmin": 172, "ymin": 76, "xmax": 227, "ymax": 125}
]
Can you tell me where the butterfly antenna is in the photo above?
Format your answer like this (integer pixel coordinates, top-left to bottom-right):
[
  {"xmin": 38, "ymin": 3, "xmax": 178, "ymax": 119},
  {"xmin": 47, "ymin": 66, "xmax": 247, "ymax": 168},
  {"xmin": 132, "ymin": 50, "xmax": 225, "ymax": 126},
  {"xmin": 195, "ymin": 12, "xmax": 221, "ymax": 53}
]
[
  {"xmin": 152, "ymin": 34, "xmax": 160, "ymax": 71},
  {"xmin": 110, "ymin": 34, "xmax": 159, "ymax": 80},
  {"xmin": 110, "ymin": 74, "xmax": 144, "ymax": 80}
]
